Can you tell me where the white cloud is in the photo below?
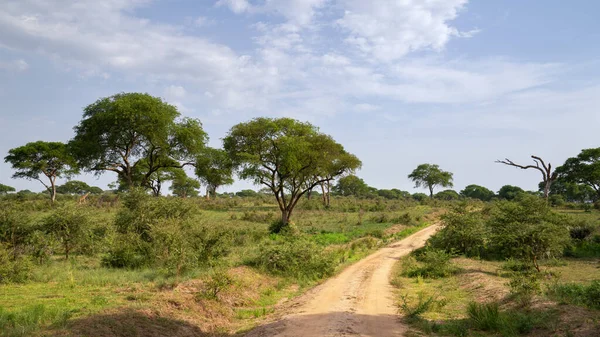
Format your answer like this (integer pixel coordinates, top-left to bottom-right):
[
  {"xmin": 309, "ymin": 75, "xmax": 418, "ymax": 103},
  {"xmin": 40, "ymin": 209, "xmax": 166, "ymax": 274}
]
[
  {"xmin": 0, "ymin": 58, "xmax": 29, "ymax": 71},
  {"xmin": 216, "ymin": 0, "xmax": 252, "ymax": 14},
  {"xmin": 194, "ymin": 16, "xmax": 216, "ymax": 27},
  {"xmin": 164, "ymin": 85, "xmax": 186, "ymax": 99},
  {"xmin": 337, "ymin": 0, "xmax": 471, "ymax": 61}
]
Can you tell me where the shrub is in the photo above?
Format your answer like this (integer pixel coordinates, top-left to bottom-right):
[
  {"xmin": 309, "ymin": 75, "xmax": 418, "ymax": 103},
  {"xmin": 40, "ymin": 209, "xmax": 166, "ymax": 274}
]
[
  {"xmin": 507, "ymin": 271, "xmax": 541, "ymax": 307},
  {"xmin": 398, "ymin": 292, "xmax": 437, "ymax": 319},
  {"xmin": 253, "ymin": 236, "xmax": 337, "ymax": 280},
  {"xmin": 197, "ymin": 271, "xmax": 234, "ymax": 301},
  {"xmin": 0, "ymin": 243, "xmax": 32, "ymax": 283},
  {"xmin": 429, "ymin": 204, "xmax": 486, "ymax": 257},
  {"xmin": 241, "ymin": 210, "xmax": 274, "ymax": 223},
  {"xmin": 42, "ymin": 205, "xmax": 89, "ymax": 259},
  {"xmin": 402, "ymin": 249, "xmax": 458, "ymax": 279}
]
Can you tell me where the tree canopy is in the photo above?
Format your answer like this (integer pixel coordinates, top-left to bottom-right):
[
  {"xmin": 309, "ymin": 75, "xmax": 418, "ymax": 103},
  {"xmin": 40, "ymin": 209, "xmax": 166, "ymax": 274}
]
[
  {"xmin": 556, "ymin": 148, "xmax": 600, "ymax": 200},
  {"xmin": 4, "ymin": 141, "xmax": 78, "ymax": 203},
  {"xmin": 333, "ymin": 175, "xmax": 369, "ymax": 197},
  {"xmin": 435, "ymin": 189, "xmax": 460, "ymax": 200},
  {"xmin": 408, "ymin": 164, "xmax": 453, "ymax": 198},
  {"xmin": 56, "ymin": 180, "xmax": 102, "ymax": 195},
  {"xmin": 70, "ymin": 92, "xmax": 207, "ymax": 189},
  {"xmin": 460, "ymin": 184, "xmax": 495, "ymax": 201},
  {"xmin": 0, "ymin": 184, "xmax": 15, "ymax": 194},
  {"xmin": 224, "ymin": 117, "xmax": 361, "ymax": 226},
  {"xmin": 195, "ymin": 148, "xmax": 234, "ymax": 199},
  {"xmin": 497, "ymin": 185, "xmax": 524, "ymax": 200},
  {"xmin": 169, "ymin": 169, "xmax": 200, "ymax": 198}
]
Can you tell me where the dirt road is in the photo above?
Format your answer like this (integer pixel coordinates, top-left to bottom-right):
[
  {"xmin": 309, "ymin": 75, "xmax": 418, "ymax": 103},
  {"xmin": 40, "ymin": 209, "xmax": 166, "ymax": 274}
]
[{"xmin": 245, "ymin": 224, "xmax": 439, "ymax": 337}]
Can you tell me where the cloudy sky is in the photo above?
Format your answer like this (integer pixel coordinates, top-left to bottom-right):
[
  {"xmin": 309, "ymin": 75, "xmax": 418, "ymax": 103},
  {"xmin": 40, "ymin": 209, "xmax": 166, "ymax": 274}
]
[{"xmin": 1, "ymin": 0, "xmax": 599, "ymax": 195}]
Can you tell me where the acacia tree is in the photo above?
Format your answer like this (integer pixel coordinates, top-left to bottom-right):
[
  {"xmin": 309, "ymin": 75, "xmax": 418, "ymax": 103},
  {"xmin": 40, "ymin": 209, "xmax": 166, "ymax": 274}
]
[
  {"xmin": 224, "ymin": 117, "xmax": 361, "ymax": 225},
  {"xmin": 460, "ymin": 184, "xmax": 495, "ymax": 201},
  {"xmin": 4, "ymin": 141, "xmax": 78, "ymax": 203},
  {"xmin": 169, "ymin": 169, "xmax": 200, "ymax": 198},
  {"xmin": 496, "ymin": 155, "xmax": 558, "ymax": 199},
  {"xmin": 556, "ymin": 148, "xmax": 600, "ymax": 200},
  {"xmin": 408, "ymin": 164, "xmax": 453, "ymax": 198},
  {"xmin": 70, "ymin": 93, "xmax": 207, "ymax": 189},
  {"xmin": 333, "ymin": 175, "xmax": 369, "ymax": 197},
  {"xmin": 195, "ymin": 148, "xmax": 234, "ymax": 199},
  {"xmin": 0, "ymin": 184, "xmax": 15, "ymax": 195}
]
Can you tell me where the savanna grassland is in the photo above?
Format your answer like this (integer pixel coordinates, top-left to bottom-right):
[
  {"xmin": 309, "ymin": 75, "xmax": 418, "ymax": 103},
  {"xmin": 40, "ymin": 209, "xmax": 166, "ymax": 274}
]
[{"xmin": 0, "ymin": 192, "xmax": 439, "ymax": 337}]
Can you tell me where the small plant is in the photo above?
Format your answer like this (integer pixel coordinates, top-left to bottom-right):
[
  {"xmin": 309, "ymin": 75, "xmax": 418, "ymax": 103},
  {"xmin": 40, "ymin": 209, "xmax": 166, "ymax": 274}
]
[
  {"xmin": 197, "ymin": 271, "xmax": 234, "ymax": 301},
  {"xmin": 507, "ymin": 270, "xmax": 541, "ymax": 307},
  {"xmin": 546, "ymin": 280, "xmax": 600, "ymax": 309},
  {"xmin": 402, "ymin": 249, "xmax": 458, "ymax": 279},
  {"xmin": 397, "ymin": 292, "xmax": 437, "ymax": 319}
]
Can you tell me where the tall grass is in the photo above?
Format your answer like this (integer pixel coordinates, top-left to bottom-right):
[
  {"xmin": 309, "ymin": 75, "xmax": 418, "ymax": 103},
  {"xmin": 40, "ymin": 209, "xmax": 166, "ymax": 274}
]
[{"xmin": 0, "ymin": 305, "xmax": 73, "ymax": 337}]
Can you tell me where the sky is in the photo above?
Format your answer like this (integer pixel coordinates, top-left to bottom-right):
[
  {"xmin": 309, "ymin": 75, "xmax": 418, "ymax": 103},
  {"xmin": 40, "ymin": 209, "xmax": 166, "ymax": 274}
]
[{"xmin": 1, "ymin": 0, "xmax": 599, "ymax": 195}]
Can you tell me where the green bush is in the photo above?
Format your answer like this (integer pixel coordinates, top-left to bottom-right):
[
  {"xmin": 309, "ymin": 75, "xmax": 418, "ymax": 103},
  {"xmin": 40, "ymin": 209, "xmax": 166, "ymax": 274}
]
[
  {"xmin": 398, "ymin": 292, "xmax": 438, "ymax": 319},
  {"xmin": 197, "ymin": 271, "xmax": 234, "ymax": 301},
  {"xmin": 402, "ymin": 249, "xmax": 458, "ymax": 279},
  {"xmin": 252, "ymin": 236, "xmax": 337, "ymax": 280},
  {"xmin": 429, "ymin": 204, "xmax": 486, "ymax": 257},
  {"xmin": 42, "ymin": 205, "xmax": 89, "ymax": 259},
  {"xmin": 0, "ymin": 243, "xmax": 32, "ymax": 284},
  {"xmin": 546, "ymin": 280, "xmax": 600, "ymax": 309},
  {"xmin": 507, "ymin": 271, "xmax": 541, "ymax": 307}
]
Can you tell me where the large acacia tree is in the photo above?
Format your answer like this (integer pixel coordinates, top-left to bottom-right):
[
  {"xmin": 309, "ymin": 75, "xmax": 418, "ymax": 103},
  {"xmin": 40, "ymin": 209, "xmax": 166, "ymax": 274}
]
[
  {"xmin": 5, "ymin": 141, "xmax": 78, "ymax": 203},
  {"xmin": 408, "ymin": 164, "xmax": 453, "ymax": 198},
  {"xmin": 556, "ymin": 148, "xmax": 600, "ymax": 200},
  {"xmin": 70, "ymin": 93, "xmax": 207, "ymax": 189},
  {"xmin": 224, "ymin": 117, "xmax": 361, "ymax": 225}
]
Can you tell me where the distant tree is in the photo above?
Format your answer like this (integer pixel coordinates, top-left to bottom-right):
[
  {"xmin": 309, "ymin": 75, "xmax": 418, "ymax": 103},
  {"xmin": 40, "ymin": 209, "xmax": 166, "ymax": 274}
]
[
  {"xmin": 89, "ymin": 186, "xmax": 103, "ymax": 195},
  {"xmin": 224, "ymin": 117, "xmax": 360, "ymax": 226},
  {"xmin": 195, "ymin": 148, "xmax": 234, "ymax": 199},
  {"xmin": 556, "ymin": 148, "xmax": 600, "ymax": 200},
  {"xmin": 460, "ymin": 184, "xmax": 495, "ymax": 201},
  {"xmin": 57, "ymin": 180, "xmax": 92, "ymax": 195},
  {"xmin": 496, "ymin": 155, "xmax": 558, "ymax": 199},
  {"xmin": 540, "ymin": 179, "xmax": 595, "ymax": 203},
  {"xmin": 435, "ymin": 189, "xmax": 460, "ymax": 200},
  {"xmin": 377, "ymin": 189, "xmax": 398, "ymax": 200},
  {"xmin": 0, "ymin": 184, "xmax": 15, "ymax": 195},
  {"xmin": 334, "ymin": 175, "xmax": 369, "ymax": 197},
  {"xmin": 497, "ymin": 185, "xmax": 524, "ymax": 200},
  {"xmin": 408, "ymin": 164, "xmax": 453, "ymax": 198},
  {"xmin": 70, "ymin": 92, "xmax": 207, "ymax": 188},
  {"xmin": 5, "ymin": 141, "xmax": 78, "ymax": 203},
  {"xmin": 169, "ymin": 170, "xmax": 200, "ymax": 198},
  {"xmin": 412, "ymin": 193, "xmax": 429, "ymax": 201},
  {"xmin": 236, "ymin": 189, "xmax": 258, "ymax": 197},
  {"xmin": 42, "ymin": 206, "xmax": 88, "ymax": 259}
]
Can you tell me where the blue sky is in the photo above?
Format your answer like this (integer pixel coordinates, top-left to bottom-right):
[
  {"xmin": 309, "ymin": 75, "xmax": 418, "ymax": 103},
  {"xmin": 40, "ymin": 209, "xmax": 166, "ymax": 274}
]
[{"xmin": 1, "ymin": 0, "xmax": 599, "ymax": 195}]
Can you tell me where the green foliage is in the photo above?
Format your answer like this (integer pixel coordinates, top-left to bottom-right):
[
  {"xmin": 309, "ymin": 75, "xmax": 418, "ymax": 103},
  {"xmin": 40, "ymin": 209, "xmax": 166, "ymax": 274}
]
[
  {"xmin": 252, "ymin": 236, "xmax": 337, "ymax": 280},
  {"xmin": 398, "ymin": 292, "xmax": 439, "ymax": 318},
  {"xmin": 466, "ymin": 302, "xmax": 501, "ymax": 331},
  {"xmin": 402, "ymin": 249, "xmax": 458, "ymax": 279},
  {"xmin": 224, "ymin": 117, "xmax": 361, "ymax": 224},
  {"xmin": 408, "ymin": 163, "xmax": 453, "ymax": 198},
  {"xmin": 195, "ymin": 147, "xmax": 234, "ymax": 198},
  {"xmin": 235, "ymin": 189, "xmax": 258, "ymax": 197},
  {"xmin": 0, "ymin": 184, "xmax": 16, "ymax": 194},
  {"xmin": 507, "ymin": 270, "xmax": 541, "ymax": 307},
  {"xmin": 497, "ymin": 185, "xmax": 525, "ymax": 200},
  {"xmin": 334, "ymin": 175, "xmax": 370, "ymax": 197},
  {"xmin": 488, "ymin": 195, "xmax": 571, "ymax": 270},
  {"xmin": 169, "ymin": 169, "xmax": 200, "ymax": 198},
  {"xmin": 0, "ymin": 243, "xmax": 32, "ymax": 284},
  {"xmin": 556, "ymin": 148, "xmax": 600, "ymax": 200},
  {"xmin": 241, "ymin": 210, "xmax": 274, "ymax": 223},
  {"xmin": 4, "ymin": 141, "xmax": 78, "ymax": 202},
  {"xmin": 434, "ymin": 189, "xmax": 460, "ymax": 200},
  {"xmin": 546, "ymin": 280, "xmax": 600, "ymax": 309},
  {"xmin": 56, "ymin": 180, "xmax": 101, "ymax": 195},
  {"xmin": 42, "ymin": 205, "xmax": 89, "ymax": 259},
  {"xmin": 411, "ymin": 193, "xmax": 428, "ymax": 201},
  {"xmin": 430, "ymin": 204, "xmax": 486, "ymax": 257},
  {"xmin": 70, "ymin": 92, "xmax": 207, "ymax": 188},
  {"xmin": 460, "ymin": 184, "xmax": 495, "ymax": 201},
  {"xmin": 197, "ymin": 271, "xmax": 234, "ymax": 301}
]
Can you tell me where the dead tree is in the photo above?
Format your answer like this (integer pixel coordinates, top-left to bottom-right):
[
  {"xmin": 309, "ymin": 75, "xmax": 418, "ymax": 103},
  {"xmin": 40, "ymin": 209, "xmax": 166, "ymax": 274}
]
[{"xmin": 496, "ymin": 155, "xmax": 558, "ymax": 199}]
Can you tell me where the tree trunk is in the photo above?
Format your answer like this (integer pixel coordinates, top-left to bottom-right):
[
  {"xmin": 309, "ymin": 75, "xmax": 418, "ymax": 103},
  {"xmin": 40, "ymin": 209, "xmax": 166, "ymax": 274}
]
[
  {"xmin": 320, "ymin": 182, "xmax": 327, "ymax": 206},
  {"xmin": 281, "ymin": 209, "xmax": 289, "ymax": 225},
  {"xmin": 50, "ymin": 177, "xmax": 56, "ymax": 203},
  {"xmin": 205, "ymin": 189, "xmax": 210, "ymax": 200},
  {"xmin": 428, "ymin": 185, "xmax": 434, "ymax": 198},
  {"xmin": 543, "ymin": 181, "xmax": 550, "ymax": 199},
  {"xmin": 326, "ymin": 180, "xmax": 331, "ymax": 207},
  {"xmin": 65, "ymin": 241, "xmax": 70, "ymax": 260}
]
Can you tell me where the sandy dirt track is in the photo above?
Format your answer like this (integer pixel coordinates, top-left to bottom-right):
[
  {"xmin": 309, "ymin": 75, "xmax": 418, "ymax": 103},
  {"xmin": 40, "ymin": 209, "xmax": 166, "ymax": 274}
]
[{"xmin": 245, "ymin": 224, "xmax": 440, "ymax": 337}]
